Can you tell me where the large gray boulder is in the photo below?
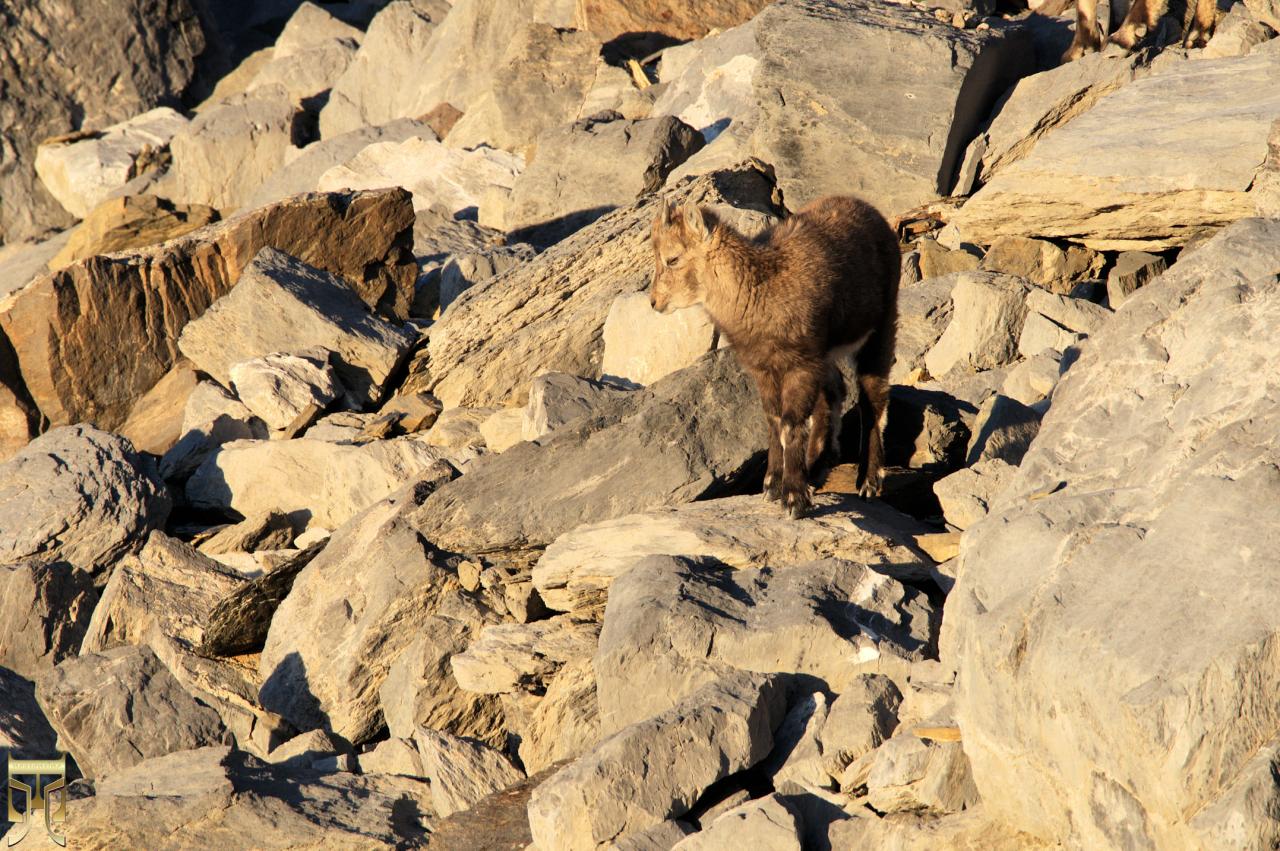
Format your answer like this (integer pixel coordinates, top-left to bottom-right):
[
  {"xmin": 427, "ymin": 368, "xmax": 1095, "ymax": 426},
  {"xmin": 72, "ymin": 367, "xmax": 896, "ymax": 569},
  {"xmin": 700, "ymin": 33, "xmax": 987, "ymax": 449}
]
[
  {"xmin": 0, "ymin": 0, "xmax": 206, "ymax": 244},
  {"xmin": 258, "ymin": 476, "xmax": 471, "ymax": 745},
  {"xmin": 951, "ymin": 52, "xmax": 1280, "ymax": 250},
  {"xmin": 527, "ymin": 672, "xmax": 787, "ymax": 851},
  {"xmin": 748, "ymin": 0, "xmax": 1034, "ymax": 215},
  {"xmin": 36, "ymin": 645, "xmax": 227, "ymax": 779},
  {"xmin": 505, "ymin": 113, "xmax": 704, "ymax": 246},
  {"xmin": 178, "ymin": 248, "xmax": 416, "ymax": 409},
  {"xmin": 945, "ymin": 218, "xmax": 1280, "ymax": 849},
  {"xmin": 532, "ymin": 493, "xmax": 933, "ymax": 612},
  {"xmin": 426, "ymin": 163, "xmax": 778, "ymax": 409},
  {"xmin": 410, "ymin": 350, "xmax": 765, "ymax": 554},
  {"xmin": 0, "ymin": 425, "xmax": 169, "ymax": 571},
  {"xmin": 594, "ymin": 556, "xmax": 937, "ymax": 736}
]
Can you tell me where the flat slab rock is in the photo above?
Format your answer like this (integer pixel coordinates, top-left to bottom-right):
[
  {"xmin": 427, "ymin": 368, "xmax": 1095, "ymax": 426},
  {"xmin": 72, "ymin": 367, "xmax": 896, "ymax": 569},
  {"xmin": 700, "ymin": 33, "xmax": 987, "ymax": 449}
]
[
  {"xmin": 410, "ymin": 349, "xmax": 766, "ymax": 553},
  {"xmin": 533, "ymin": 492, "xmax": 935, "ymax": 612},
  {"xmin": 950, "ymin": 51, "xmax": 1280, "ymax": 250},
  {"xmin": 594, "ymin": 555, "xmax": 938, "ymax": 736}
]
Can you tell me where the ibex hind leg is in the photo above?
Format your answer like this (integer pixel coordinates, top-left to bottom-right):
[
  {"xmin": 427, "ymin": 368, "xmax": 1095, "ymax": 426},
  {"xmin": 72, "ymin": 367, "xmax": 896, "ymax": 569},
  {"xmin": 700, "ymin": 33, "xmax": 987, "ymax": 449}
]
[
  {"xmin": 806, "ymin": 364, "xmax": 846, "ymax": 475},
  {"xmin": 854, "ymin": 332, "xmax": 894, "ymax": 499}
]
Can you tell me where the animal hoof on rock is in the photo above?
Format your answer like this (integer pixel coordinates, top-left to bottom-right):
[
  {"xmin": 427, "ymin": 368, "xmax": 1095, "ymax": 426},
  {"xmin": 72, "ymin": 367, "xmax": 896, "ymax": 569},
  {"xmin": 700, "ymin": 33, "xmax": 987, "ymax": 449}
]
[
  {"xmin": 763, "ymin": 476, "xmax": 783, "ymax": 502},
  {"xmin": 783, "ymin": 488, "xmax": 812, "ymax": 519}
]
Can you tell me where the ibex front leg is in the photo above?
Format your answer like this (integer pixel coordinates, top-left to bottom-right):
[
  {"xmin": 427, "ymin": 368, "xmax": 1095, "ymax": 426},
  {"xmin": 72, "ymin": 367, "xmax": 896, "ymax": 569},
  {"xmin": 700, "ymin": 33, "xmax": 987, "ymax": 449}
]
[
  {"xmin": 780, "ymin": 368, "xmax": 821, "ymax": 519},
  {"xmin": 753, "ymin": 370, "xmax": 784, "ymax": 502}
]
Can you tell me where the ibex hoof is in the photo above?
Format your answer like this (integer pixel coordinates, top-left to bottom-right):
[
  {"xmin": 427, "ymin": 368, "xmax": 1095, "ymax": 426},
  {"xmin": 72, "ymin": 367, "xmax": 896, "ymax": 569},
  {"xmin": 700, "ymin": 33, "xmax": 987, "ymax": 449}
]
[
  {"xmin": 763, "ymin": 474, "xmax": 783, "ymax": 502},
  {"xmin": 857, "ymin": 472, "xmax": 884, "ymax": 500},
  {"xmin": 783, "ymin": 487, "xmax": 812, "ymax": 519}
]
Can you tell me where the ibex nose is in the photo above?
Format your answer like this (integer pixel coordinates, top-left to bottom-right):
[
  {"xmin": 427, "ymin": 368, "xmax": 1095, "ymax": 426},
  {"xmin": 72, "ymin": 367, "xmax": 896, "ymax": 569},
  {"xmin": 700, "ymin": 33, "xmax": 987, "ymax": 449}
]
[{"xmin": 649, "ymin": 293, "xmax": 658, "ymax": 310}]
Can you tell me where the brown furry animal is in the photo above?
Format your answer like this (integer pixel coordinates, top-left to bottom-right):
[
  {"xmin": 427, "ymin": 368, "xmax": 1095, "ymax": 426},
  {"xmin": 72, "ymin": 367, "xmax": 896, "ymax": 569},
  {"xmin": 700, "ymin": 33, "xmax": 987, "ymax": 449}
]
[
  {"xmin": 649, "ymin": 195, "xmax": 899, "ymax": 518},
  {"xmin": 1063, "ymin": 0, "xmax": 1215, "ymax": 62}
]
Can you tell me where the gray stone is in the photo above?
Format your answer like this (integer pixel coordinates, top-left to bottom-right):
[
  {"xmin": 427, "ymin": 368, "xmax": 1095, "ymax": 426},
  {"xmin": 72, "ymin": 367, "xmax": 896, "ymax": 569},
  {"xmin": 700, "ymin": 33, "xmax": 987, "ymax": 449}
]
[
  {"xmin": 608, "ymin": 820, "xmax": 696, "ymax": 850},
  {"xmin": 820, "ymin": 674, "xmax": 903, "ymax": 779},
  {"xmin": 522, "ymin": 372, "xmax": 633, "ymax": 441},
  {"xmin": 378, "ymin": 607, "xmax": 508, "ymax": 748},
  {"xmin": 762, "ymin": 692, "xmax": 832, "ymax": 795},
  {"xmin": 518, "ymin": 657, "xmax": 601, "ymax": 774},
  {"xmin": 64, "ymin": 745, "xmax": 434, "ymax": 846},
  {"xmin": 198, "ymin": 512, "xmax": 295, "ymax": 555},
  {"xmin": 438, "ymin": 244, "xmax": 536, "ymax": 314},
  {"xmin": 1201, "ymin": 2, "xmax": 1276, "ymax": 58},
  {"xmin": 672, "ymin": 795, "xmax": 804, "ymax": 851},
  {"xmin": 964, "ymin": 394, "xmax": 1042, "ymax": 466},
  {"xmin": 0, "ymin": 562, "xmax": 97, "ymax": 678},
  {"xmin": 1017, "ymin": 312, "xmax": 1084, "ymax": 360},
  {"xmin": 34, "ymin": 107, "xmax": 188, "ymax": 218},
  {"xmin": 933, "ymin": 458, "xmax": 1018, "ymax": 530},
  {"xmin": 178, "ymin": 248, "xmax": 416, "ymax": 409},
  {"xmin": 186, "ymin": 437, "xmax": 459, "ymax": 531},
  {"xmin": 228, "ymin": 350, "xmax": 339, "ymax": 432},
  {"xmin": 951, "ymin": 53, "xmax": 1280, "ymax": 250},
  {"xmin": 594, "ymin": 556, "xmax": 937, "ymax": 736},
  {"xmin": 866, "ymin": 733, "xmax": 980, "ymax": 816},
  {"xmin": 258, "ymin": 477, "xmax": 468, "ymax": 745},
  {"xmin": 945, "ymin": 218, "xmax": 1280, "ymax": 848},
  {"xmin": 654, "ymin": 19, "xmax": 760, "ymax": 144},
  {"xmin": 36, "ymin": 645, "xmax": 227, "ymax": 779},
  {"xmin": 505, "ymin": 114, "xmax": 704, "ymax": 246},
  {"xmin": 410, "ymin": 350, "xmax": 765, "ymax": 554},
  {"xmin": 424, "ymin": 406, "xmax": 496, "ymax": 449},
  {"xmin": 890, "ymin": 275, "xmax": 955, "ymax": 383},
  {"xmin": 0, "ymin": 425, "xmax": 169, "ymax": 571},
  {"xmin": 0, "ymin": 232, "xmax": 71, "ymax": 301},
  {"xmin": 527, "ymin": 672, "xmax": 787, "ymax": 851},
  {"xmin": 244, "ymin": 119, "xmax": 438, "ymax": 210},
  {"xmin": 533, "ymin": 492, "xmax": 933, "ymax": 613},
  {"xmin": 601, "ymin": 293, "xmax": 719, "ymax": 388},
  {"xmin": 445, "ymin": 23, "xmax": 601, "ymax": 155},
  {"xmin": 1106, "ymin": 250, "xmax": 1167, "ymax": 309},
  {"xmin": 425, "ymin": 163, "xmax": 778, "ymax": 409},
  {"xmin": 748, "ymin": 0, "xmax": 1034, "ymax": 215},
  {"xmin": 1000, "ymin": 349, "xmax": 1063, "ymax": 406},
  {"xmin": 246, "ymin": 22, "xmax": 359, "ymax": 104},
  {"xmin": 923, "ymin": 272, "xmax": 1029, "ymax": 378},
  {"xmin": 451, "ymin": 615, "xmax": 599, "ymax": 696},
  {"xmin": 317, "ymin": 136, "xmax": 523, "ymax": 225},
  {"xmin": 359, "ymin": 736, "xmax": 423, "ymax": 777},
  {"xmin": 165, "ymin": 87, "xmax": 302, "ymax": 213},
  {"xmin": 265, "ymin": 729, "xmax": 343, "ymax": 771},
  {"xmin": 414, "ymin": 727, "xmax": 524, "ymax": 817},
  {"xmin": 961, "ymin": 53, "xmax": 1143, "ymax": 193},
  {"xmin": 161, "ymin": 381, "xmax": 270, "ymax": 482},
  {"xmin": 0, "ymin": 0, "xmax": 206, "ymax": 244}
]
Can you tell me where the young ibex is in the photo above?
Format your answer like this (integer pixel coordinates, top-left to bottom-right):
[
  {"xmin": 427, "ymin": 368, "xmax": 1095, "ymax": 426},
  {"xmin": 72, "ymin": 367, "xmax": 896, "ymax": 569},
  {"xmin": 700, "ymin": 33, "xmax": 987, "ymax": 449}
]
[
  {"xmin": 650, "ymin": 196, "xmax": 899, "ymax": 518},
  {"xmin": 1063, "ymin": 0, "xmax": 1215, "ymax": 62}
]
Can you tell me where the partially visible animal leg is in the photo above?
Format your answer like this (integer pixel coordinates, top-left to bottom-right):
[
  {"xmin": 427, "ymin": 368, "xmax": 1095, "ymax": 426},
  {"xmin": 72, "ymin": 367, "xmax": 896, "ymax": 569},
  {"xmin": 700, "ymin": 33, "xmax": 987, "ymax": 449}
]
[
  {"xmin": 855, "ymin": 332, "xmax": 894, "ymax": 499},
  {"xmin": 753, "ymin": 369, "xmax": 784, "ymax": 502},
  {"xmin": 1063, "ymin": 0, "xmax": 1105, "ymax": 61},
  {"xmin": 1182, "ymin": 0, "xmax": 1216, "ymax": 47},
  {"xmin": 806, "ymin": 364, "xmax": 846, "ymax": 474},
  {"xmin": 780, "ymin": 368, "xmax": 822, "ymax": 519},
  {"xmin": 1110, "ymin": 0, "xmax": 1167, "ymax": 49}
]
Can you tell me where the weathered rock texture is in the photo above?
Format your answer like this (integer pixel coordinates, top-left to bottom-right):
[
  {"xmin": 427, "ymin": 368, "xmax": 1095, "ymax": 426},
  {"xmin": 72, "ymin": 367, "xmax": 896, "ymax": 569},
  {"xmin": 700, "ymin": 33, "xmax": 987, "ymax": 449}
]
[
  {"xmin": 574, "ymin": 0, "xmax": 769, "ymax": 40},
  {"xmin": 0, "ymin": 425, "xmax": 169, "ymax": 570},
  {"xmin": 0, "ymin": 0, "xmax": 206, "ymax": 244},
  {"xmin": 426, "ymin": 164, "xmax": 778, "ymax": 409},
  {"xmin": 0, "ymin": 562, "xmax": 97, "ymax": 678},
  {"xmin": 749, "ymin": 0, "xmax": 1034, "ymax": 214},
  {"xmin": 951, "ymin": 53, "xmax": 1280, "ymax": 250},
  {"xmin": 0, "ymin": 189, "xmax": 416, "ymax": 430},
  {"xmin": 947, "ymin": 219, "xmax": 1280, "ymax": 849}
]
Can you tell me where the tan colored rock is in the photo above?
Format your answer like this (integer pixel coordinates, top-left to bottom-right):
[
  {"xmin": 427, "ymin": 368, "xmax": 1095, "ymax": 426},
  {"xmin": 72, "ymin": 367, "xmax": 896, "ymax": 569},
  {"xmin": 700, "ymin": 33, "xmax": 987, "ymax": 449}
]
[
  {"xmin": 519, "ymin": 658, "xmax": 601, "ymax": 773},
  {"xmin": 424, "ymin": 406, "xmax": 497, "ymax": 449},
  {"xmin": 178, "ymin": 248, "xmax": 416, "ymax": 409},
  {"xmin": 426, "ymin": 164, "xmax": 778, "ymax": 409},
  {"xmin": 228, "ymin": 350, "xmax": 339, "ymax": 433},
  {"xmin": 478, "ymin": 408, "xmax": 526, "ymax": 453},
  {"xmin": 574, "ymin": 0, "xmax": 769, "ymax": 40},
  {"xmin": 0, "ymin": 188, "xmax": 416, "ymax": 430},
  {"xmin": 979, "ymin": 236, "xmax": 1103, "ymax": 295},
  {"xmin": 414, "ymin": 727, "xmax": 524, "ymax": 817},
  {"xmin": 35, "ymin": 107, "xmax": 188, "ymax": 219},
  {"xmin": 867, "ymin": 732, "xmax": 980, "ymax": 815},
  {"xmin": 119, "ymin": 359, "xmax": 200, "ymax": 455},
  {"xmin": 1106, "ymin": 250, "xmax": 1167, "ymax": 309},
  {"xmin": 951, "ymin": 52, "xmax": 1280, "ymax": 250},
  {"xmin": 186, "ymin": 437, "xmax": 459, "ymax": 531},
  {"xmin": 933, "ymin": 458, "xmax": 1017, "ymax": 530},
  {"xmin": 915, "ymin": 237, "xmax": 979, "ymax": 280},
  {"xmin": 601, "ymin": 293, "xmax": 718, "ymax": 387},
  {"xmin": 672, "ymin": 795, "xmax": 803, "ymax": 850},
  {"xmin": 533, "ymin": 493, "xmax": 932, "ymax": 612},
  {"xmin": 160, "ymin": 381, "xmax": 269, "ymax": 482},
  {"xmin": 49, "ymin": 194, "xmax": 219, "ymax": 271}
]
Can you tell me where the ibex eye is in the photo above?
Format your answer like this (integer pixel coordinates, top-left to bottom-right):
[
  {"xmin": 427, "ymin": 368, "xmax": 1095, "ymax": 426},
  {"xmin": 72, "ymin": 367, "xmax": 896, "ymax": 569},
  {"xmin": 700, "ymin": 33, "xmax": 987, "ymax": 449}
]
[{"xmin": 664, "ymin": 256, "xmax": 679, "ymax": 267}]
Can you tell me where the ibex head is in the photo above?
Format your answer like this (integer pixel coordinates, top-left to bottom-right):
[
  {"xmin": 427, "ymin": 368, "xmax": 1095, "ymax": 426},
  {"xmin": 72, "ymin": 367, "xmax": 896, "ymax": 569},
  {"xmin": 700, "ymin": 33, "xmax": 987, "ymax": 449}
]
[{"xmin": 649, "ymin": 200, "xmax": 718, "ymax": 313}]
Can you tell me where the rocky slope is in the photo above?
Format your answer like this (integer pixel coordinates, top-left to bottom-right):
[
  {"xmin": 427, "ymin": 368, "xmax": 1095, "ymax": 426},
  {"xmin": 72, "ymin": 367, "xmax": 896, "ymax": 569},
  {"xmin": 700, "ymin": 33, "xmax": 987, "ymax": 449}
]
[{"xmin": 1, "ymin": 0, "xmax": 1279, "ymax": 849}]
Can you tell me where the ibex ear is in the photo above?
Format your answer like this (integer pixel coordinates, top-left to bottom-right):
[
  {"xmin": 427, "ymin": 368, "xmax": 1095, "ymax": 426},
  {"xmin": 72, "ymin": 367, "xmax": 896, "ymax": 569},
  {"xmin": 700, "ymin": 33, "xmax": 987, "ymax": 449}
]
[
  {"xmin": 681, "ymin": 203, "xmax": 712, "ymax": 243},
  {"xmin": 655, "ymin": 199, "xmax": 676, "ymax": 228}
]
